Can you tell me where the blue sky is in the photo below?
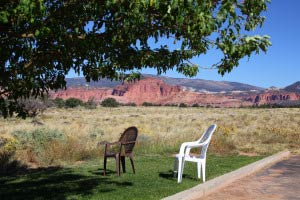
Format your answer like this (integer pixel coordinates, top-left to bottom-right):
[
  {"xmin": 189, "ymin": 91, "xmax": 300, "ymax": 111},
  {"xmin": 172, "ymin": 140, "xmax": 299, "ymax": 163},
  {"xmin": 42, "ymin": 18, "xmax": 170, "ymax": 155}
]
[
  {"xmin": 68, "ymin": 1, "xmax": 299, "ymax": 88},
  {"xmin": 209, "ymin": 0, "xmax": 300, "ymax": 88}
]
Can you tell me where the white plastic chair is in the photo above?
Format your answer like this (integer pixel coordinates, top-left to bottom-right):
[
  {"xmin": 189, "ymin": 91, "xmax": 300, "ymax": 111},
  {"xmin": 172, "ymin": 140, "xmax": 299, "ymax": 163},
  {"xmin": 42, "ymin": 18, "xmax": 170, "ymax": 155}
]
[{"xmin": 174, "ymin": 124, "xmax": 217, "ymax": 183}]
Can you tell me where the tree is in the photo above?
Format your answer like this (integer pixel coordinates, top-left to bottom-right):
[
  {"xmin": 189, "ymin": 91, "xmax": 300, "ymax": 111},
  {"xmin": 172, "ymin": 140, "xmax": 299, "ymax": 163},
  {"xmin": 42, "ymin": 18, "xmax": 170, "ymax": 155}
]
[
  {"xmin": 53, "ymin": 97, "xmax": 65, "ymax": 108},
  {"xmin": 16, "ymin": 97, "xmax": 48, "ymax": 118},
  {"xmin": 179, "ymin": 103, "xmax": 188, "ymax": 108},
  {"xmin": 65, "ymin": 98, "xmax": 83, "ymax": 108},
  {"xmin": 101, "ymin": 98, "xmax": 119, "ymax": 107},
  {"xmin": 142, "ymin": 102, "xmax": 154, "ymax": 106},
  {"xmin": 0, "ymin": 0, "xmax": 271, "ymax": 117}
]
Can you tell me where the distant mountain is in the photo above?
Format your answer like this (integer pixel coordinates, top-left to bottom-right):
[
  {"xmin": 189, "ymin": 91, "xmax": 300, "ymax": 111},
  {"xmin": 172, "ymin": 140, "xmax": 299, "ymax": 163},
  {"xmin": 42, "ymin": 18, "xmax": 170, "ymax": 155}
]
[
  {"xmin": 284, "ymin": 81, "xmax": 300, "ymax": 92},
  {"xmin": 66, "ymin": 75, "xmax": 264, "ymax": 93},
  {"xmin": 66, "ymin": 77, "xmax": 121, "ymax": 88},
  {"xmin": 156, "ymin": 75, "xmax": 264, "ymax": 93}
]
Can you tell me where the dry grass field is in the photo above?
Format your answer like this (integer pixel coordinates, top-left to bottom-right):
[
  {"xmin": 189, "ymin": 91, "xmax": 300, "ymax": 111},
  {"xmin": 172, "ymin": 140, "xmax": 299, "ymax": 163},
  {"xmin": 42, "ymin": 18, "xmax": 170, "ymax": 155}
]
[{"xmin": 1, "ymin": 106, "xmax": 300, "ymax": 167}]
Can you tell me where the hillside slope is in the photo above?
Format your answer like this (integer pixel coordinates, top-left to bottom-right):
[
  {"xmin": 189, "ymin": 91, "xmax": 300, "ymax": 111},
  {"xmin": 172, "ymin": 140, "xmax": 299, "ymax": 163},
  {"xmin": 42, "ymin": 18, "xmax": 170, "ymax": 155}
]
[
  {"xmin": 284, "ymin": 81, "xmax": 300, "ymax": 92},
  {"xmin": 66, "ymin": 75, "xmax": 264, "ymax": 93}
]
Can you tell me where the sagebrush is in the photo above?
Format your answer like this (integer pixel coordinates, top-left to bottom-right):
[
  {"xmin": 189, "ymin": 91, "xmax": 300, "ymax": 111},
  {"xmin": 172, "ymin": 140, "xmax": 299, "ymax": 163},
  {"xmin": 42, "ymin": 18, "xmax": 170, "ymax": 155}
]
[{"xmin": 0, "ymin": 107, "xmax": 299, "ymax": 167}]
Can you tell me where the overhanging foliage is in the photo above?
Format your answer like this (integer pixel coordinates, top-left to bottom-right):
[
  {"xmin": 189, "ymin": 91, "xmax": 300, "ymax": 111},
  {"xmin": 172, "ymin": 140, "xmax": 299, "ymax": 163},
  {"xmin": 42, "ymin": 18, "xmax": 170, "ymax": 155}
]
[{"xmin": 0, "ymin": 0, "xmax": 271, "ymax": 117}]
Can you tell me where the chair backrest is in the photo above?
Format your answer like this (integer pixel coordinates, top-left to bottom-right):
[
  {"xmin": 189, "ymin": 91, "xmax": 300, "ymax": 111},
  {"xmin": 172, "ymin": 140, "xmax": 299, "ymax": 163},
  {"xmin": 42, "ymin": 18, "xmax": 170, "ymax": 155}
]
[
  {"xmin": 119, "ymin": 126, "xmax": 138, "ymax": 155},
  {"xmin": 185, "ymin": 124, "xmax": 217, "ymax": 157},
  {"xmin": 199, "ymin": 124, "xmax": 217, "ymax": 157},
  {"xmin": 197, "ymin": 124, "xmax": 217, "ymax": 143}
]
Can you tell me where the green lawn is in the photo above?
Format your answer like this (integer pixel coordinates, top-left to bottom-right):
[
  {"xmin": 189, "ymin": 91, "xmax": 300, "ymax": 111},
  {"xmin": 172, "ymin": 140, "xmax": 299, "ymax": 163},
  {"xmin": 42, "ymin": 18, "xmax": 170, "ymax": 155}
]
[{"xmin": 0, "ymin": 155, "xmax": 263, "ymax": 200}]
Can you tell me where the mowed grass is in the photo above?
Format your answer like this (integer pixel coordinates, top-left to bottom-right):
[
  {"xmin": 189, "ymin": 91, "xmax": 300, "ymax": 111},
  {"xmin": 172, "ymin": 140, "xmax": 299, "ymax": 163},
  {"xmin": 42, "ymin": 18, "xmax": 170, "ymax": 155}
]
[{"xmin": 0, "ymin": 154, "xmax": 262, "ymax": 200}]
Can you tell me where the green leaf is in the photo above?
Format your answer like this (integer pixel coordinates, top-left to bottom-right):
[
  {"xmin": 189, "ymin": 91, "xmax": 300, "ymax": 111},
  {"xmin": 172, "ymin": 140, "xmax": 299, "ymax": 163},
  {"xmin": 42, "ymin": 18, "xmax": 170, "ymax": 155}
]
[
  {"xmin": 0, "ymin": 11, "xmax": 9, "ymax": 23},
  {"xmin": 167, "ymin": 5, "xmax": 171, "ymax": 14},
  {"xmin": 35, "ymin": 30, "xmax": 40, "ymax": 37}
]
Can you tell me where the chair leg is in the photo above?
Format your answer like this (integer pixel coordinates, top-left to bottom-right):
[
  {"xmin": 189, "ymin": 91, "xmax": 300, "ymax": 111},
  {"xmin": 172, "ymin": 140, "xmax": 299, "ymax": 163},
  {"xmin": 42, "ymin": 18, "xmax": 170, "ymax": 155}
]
[
  {"xmin": 121, "ymin": 156, "xmax": 126, "ymax": 173},
  {"xmin": 180, "ymin": 158, "xmax": 185, "ymax": 182},
  {"xmin": 103, "ymin": 156, "xmax": 107, "ymax": 176},
  {"xmin": 202, "ymin": 160, "xmax": 206, "ymax": 182},
  {"xmin": 197, "ymin": 162, "xmax": 201, "ymax": 179},
  {"xmin": 177, "ymin": 157, "xmax": 184, "ymax": 183},
  {"xmin": 129, "ymin": 156, "xmax": 135, "ymax": 174},
  {"xmin": 116, "ymin": 154, "xmax": 120, "ymax": 176},
  {"xmin": 173, "ymin": 158, "xmax": 178, "ymax": 178}
]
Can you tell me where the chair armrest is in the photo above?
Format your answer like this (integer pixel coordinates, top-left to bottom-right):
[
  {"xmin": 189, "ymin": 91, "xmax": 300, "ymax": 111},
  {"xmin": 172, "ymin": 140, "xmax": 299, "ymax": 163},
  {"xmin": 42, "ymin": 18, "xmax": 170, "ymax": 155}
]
[
  {"xmin": 185, "ymin": 142, "xmax": 207, "ymax": 148},
  {"xmin": 106, "ymin": 141, "xmax": 121, "ymax": 146},
  {"xmin": 179, "ymin": 142, "xmax": 196, "ymax": 155},
  {"xmin": 104, "ymin": 141, "xmax": 122, "ymax": 154},
  {"xmin": 181, "ymin": 141, "xmax": 199, "ymax": 146},
  {"xmin": 97, "ymin": 141, "xmax": 107, "ymax": 148},
  {"xmin": 178, "ymin": 141, "xmax": 207, "ymax": 155},
  {"xmin": 98, "ymin": 141, "xmax": 120, "ymax": 147},
  {"xmin": 121, "ymin": 141, "xmax": 136, "ymax": 145}
]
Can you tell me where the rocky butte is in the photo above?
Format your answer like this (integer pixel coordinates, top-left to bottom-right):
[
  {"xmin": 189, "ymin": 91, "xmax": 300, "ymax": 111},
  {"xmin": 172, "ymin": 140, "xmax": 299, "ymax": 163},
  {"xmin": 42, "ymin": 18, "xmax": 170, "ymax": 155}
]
[
  {"xmin": 243, "ymin": 90, "xmax": 300, "ymax": 105},
  {"xmin": 51, "ymin": 87, "xmax": 113, "ymax": 102},
  {"xmin": 50, "ymin": 76, "xmax": 300, "ymax": 107}
]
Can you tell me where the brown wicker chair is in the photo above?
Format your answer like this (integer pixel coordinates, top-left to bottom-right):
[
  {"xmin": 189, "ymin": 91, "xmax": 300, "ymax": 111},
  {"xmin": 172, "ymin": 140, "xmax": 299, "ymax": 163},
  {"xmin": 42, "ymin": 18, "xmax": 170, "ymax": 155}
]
[{"xmin": 103, "ymin": 126, "xmax": 138, "ymax": 176}]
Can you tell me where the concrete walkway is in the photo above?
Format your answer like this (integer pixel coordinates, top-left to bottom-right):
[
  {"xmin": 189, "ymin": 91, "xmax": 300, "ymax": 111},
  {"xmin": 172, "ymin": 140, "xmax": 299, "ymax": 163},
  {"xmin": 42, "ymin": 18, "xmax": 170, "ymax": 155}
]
[{"xmin": 199, "ymin": 155, "xmax": 300, "ymax": 200}]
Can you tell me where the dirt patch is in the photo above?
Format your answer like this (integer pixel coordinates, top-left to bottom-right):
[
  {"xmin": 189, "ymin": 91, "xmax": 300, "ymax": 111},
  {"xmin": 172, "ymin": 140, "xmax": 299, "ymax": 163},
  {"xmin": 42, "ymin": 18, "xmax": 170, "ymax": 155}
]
[{"xmin": 238, "ymin": 151, "xmax": 259, "ymax": 157}]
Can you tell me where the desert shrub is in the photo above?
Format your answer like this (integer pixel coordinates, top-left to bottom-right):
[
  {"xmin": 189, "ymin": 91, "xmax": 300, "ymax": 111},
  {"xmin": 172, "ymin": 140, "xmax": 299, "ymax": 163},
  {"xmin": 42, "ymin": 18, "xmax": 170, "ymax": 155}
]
[
  {"xmin": 101, "ymin": 98, "xmax": 119, "ymax": 107},
  {"xmin": 0, "ymin": 135, "xmax": 18, "ymax": 174},
  {"xmin": 218, "ymin": 124, "xmax": 237, "ymax": 136},
  {"xmin": 10, "ymin": 128, "xmax": 100, "ymax": 166},
  {"xmin": 141, "ymin": 102, "xmax": 163, "ymax": 106},
  {"xmin": 210, "ymin": 134, "xmax": 237, "ymax": 155},
  {"xmin": 142, "ymin": 102, "xmax": 154, "ymax": 106},
  {"xmin": 165, "ymin": 103, "xmax": 177, "ymax": 107},
  {"xmin": 250, "ymin": 102, "xmax": 300, "ymax": 109},
  {"xmin": 12, "ymin": 128, "xmax": 64, "ymax": 152},
  {"xmin": 84, "ymin": 98, "xmax": 97, "ymax": 109},
  {"xmin": 65, "ymin": 98, "xmax": 83, "ymax": 108},
  {"xmin": 42, "ymin": 136, "xmax": 99, "ymax": 165},
  {"xmin": 1, "ymin": 96, "xmax": 50, "ymax": 119},
  {"xmin": 15, "ymin": 97, "xmax": 48, "ymax": 118},
  {"xmin": 53, "ymin": 97, "xmax": 65, "ymax": 108},
  {"xmin": 11, "ymin": 128, "xmax": 64, "ymax": 165},
  {"xmin": 179, "ymin": 103, "xmax": 188, "ymax": 108},
  {"xmin": 41, "ymin": 95, "xmax": 56, "ymax": 108},
  {"xmin": 124, "ymin": 102, "xmax": 137, "ymax": 106},
  {"xmin": 192, "ymin": 103, "xmax": 199, "ymax": 107}
]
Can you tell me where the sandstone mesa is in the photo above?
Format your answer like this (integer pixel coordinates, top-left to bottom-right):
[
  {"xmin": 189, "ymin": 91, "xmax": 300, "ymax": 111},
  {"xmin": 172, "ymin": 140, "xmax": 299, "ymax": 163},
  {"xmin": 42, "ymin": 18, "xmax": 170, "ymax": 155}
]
[{"xmin": 50, "ymin": 77, "xmax": 300, "ymax": 107}]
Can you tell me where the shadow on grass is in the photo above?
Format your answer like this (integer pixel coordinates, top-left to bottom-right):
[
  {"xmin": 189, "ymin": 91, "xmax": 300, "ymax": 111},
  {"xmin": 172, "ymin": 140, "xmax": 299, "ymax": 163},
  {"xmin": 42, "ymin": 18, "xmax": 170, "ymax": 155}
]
[
  {"xmin": 90, "ymin": 168, "xmax": 115, "ymax": 176},
  {"xmin": 159, "ymin": 170, "xmax": 197, "ymax": 181},
  {"xmin": 159, "ymin": 170, "xmax": 175, "ymax": 180},
  {"xmin": 0, "ymin": 165, "xmax": 133, "ymax": 200}
]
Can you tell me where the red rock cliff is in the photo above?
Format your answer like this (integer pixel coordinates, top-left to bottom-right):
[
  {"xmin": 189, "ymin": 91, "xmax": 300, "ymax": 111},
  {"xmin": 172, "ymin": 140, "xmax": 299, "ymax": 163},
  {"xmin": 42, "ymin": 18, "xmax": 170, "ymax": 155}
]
[
  {"xmin": 50, "ymin": 78, "xmax": 300, "ymax": 107},
  {"xmin": 112, "ymin": 77, "xmax": 182, "ymax": 104},
  {"xmin": 50, "ymin": 87, "xmax": 112, "ymax": 102},
  {"xmin": 244, "ymin": 91, "xmax": 300, "ymax": 105}
]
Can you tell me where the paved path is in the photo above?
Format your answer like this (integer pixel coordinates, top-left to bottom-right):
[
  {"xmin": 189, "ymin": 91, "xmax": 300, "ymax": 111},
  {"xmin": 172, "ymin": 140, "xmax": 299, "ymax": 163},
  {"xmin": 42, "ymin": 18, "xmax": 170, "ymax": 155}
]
[{"xmin": 199, "ymin": 155, "xmax": 300, "ymax": 200}]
